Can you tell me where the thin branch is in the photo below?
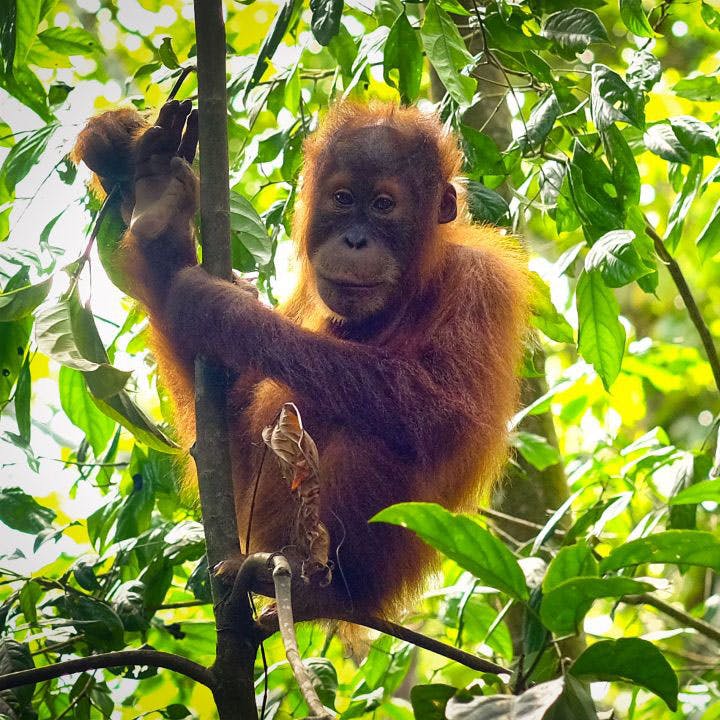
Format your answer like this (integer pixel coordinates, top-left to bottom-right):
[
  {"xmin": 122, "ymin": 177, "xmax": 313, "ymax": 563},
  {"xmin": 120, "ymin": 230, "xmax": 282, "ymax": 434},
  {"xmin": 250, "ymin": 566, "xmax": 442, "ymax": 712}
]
[
  {"xmin": 353, "ymin": 614, "xmax": 508, "ymax": 676},
  {"xmin": 645, "ymin": 222, "xmax": 720, "ymax": 393},
  {"xmin": 0, "ymin": 649, "xmax": 215, "ymax": 692},
  {"xmin": 271, "ymin": 555, "xmax": 333, "ymax": 720},
  {"xmin": 623, "ymin": 594, "xmax": 720, "ymax": 645}
]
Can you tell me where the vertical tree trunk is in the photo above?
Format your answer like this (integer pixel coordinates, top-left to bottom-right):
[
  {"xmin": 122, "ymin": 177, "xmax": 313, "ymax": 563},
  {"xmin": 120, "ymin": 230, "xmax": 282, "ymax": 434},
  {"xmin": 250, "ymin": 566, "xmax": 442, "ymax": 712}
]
[{"xmin": 192, "ymin": 3, "xmax": 259, "ymax": 717}]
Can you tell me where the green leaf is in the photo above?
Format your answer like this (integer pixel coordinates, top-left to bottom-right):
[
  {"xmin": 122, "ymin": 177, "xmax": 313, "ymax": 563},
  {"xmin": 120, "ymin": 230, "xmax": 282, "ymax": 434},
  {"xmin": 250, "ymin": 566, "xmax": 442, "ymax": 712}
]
[
  {"xmin": 245, "ymin": 0, "xmax": 298, "ymax": 97},
  {"xmin": 0, "ymin": 65, "xmax": 52, "ymax": 122},
  {"xmin": 568, "ymin": 140, "xmax": 623, "ymax": 237},
  {"xmin": 0, "ymin": 0, "xmax": 17, "ymax": 74},
  {"xmin": 310, "ymin": 0, "xmax": 343, "ymax": 45},
  {"xmin": 163, "ymin": 705, "xmax": 192, "ymax": 720},
  {"xmin": 465, "ymin": 181, "xmax": 510, "ymax": 225},
  {"xmin": 511, "ymin": 431, "xmax": 561, "ymax": 471},
  {"xmin": 461, "ymin": 126, "xmax": 506, "ymax": 177},
  {"xmin": 14, "ymin": 0, "xmax": 42, "ymax": 69},
  {"xmin": 371, "ymin": 502, "xmax": 529, "ymax": 601},
  {"xmin": 158, "ymin": 36, "xmax": 180, "ymax": 69},
  {"xmin": 0, "ymin": 123, "xmax": 56, "ymax": 193},
  {"xmin": 327, "ymin": 23, "xmax": 357, "ymax": 79},
  {"xmin": 37, "ymin": 26, "xmax": 100, "ymax": 56},
  {"xmin": 670, "ymin": 478, "xmax": 720, "ymax": 505},
  {"xmin": 540, "ymin": 577, "xmax": 653, "ymax": 635},
  {"xmin": 0, "ymin": 487, "xmax": 55, "ymax": 533},
  {"xmin": 0, "ymin": 275, "xmax": 51, "ymax": 321},
  {"xmin": 35, "ymin": 290, "xmax": 131, "ymax": 396},
  {"xmin": 48, "ymin": 80, "xmax": 72, "ymax": 105},
  {"xmin": 571, "ymin": 639, "xmax": 678, "ymax": 711},
  {"xmin": 230, "ymin": 190, "xmax": 272, "ymax": 267},
  {"xmin": 541, "ymin": 8, "xmax": 608, "ymax": 55},
  {"xmin": 410, "ymin": 684, "xmax": 456, "ymax": 720},
  {"xmin": 56, "ymin": 595, "xmax": 124, "ymax": 651},
  {"xmin": 530, "ymin": 272, "xmax": 574, "ymax": 343},
  {"xmin": 600, "ymin": 530, "xmax": 720, "ymax": 573},
  {"xmin": 619, "ymin": 0, "xmax": 655, "ymax": 37},
  {"xmin": 383, "ymin": 12, "xmax": 422, "ymax": 104},
  {"xmin": 14, "ymin": 353, "xmax": 30, "ymax": 445},
  {"xmin": 601, "ymin": 124, "xmax": 640, "ymax": 207},
  {"xmin": 0, "ymin": 316, "xmax": 31, "ymax": 405},
  {"xmin": 59, "ymin": 367, "xmax": 115, "ymax": 456},
  {"xmin": 626, "ymin": 49, "xmax": 661, "ymax": 93},
  {"xmin": 697, "ymin": 200, "xmax": 720, "ymax": 261},
  {"xmin": 701, "ymin": 1, "xmax": 720, "ymax": 30},
  {"xmin": 664, "ymin": 158, "xmax": 702, "ymax": 252},
  {"xmin": 673, "ymin": 75, "xmax": 720, "ymax": 102},
  {"xmin": 447, "ymin": 678, "xmax": 566, "ymax": 718},
  {"xmin": 585, "ymin": 230, "xmax": 654, "ymax": 287},
  {"xmin": 591, "ymin": 63, "xmax": 643, "ymax": 130},
  {"xmin": 518, "ymin": 92, "xmax": 559, "ymax": 152},
  {"xmin": 669, "ymin": 116, "xmax": 718, "ymax": 157},
  {"xmin": 543, "ymin": 541, "xmax": 599, "ymax": 593},
  {"xmin": 421, "ymin": 0, "xmax": 476, "ymax": 107},
  {"xmin": 0, "ymin": 639, "xmax": 35, "ymax": 709},
  {"xmin": 576, "ymin": 271, "xmax": 626, "ymax": 389}
]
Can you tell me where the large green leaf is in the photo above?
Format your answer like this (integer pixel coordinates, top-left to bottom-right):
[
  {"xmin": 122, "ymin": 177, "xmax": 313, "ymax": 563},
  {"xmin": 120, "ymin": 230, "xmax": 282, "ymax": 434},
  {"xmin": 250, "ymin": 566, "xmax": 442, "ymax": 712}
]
[
  {"xmin": 421, "ymin": 0, "xmax": 476, "ymax": 107},
  {"xmin": 383, "ymin": 13, "xmax": 422, "ymax": 105},
  {"xmin": 37, "ymin": 26, "xmax": 101, "ymax": 55},
  {"xmin": 585, "ymin": 230, "xmax": 654, "ymax": 287},
  {"xmin": 626, "ymin": 49, "xmax": 662, "ymax": 93},
  {"xmin": 0, "ymin": 487, "xmax": 55, "ymax": 533},
  {"xmin": 14, "ymin": 0, "xmax": 42, "ymax": 70},
  {"xmin": 461, "ymin": 126, "xmax": 506, "ymax": 177},
  {"xmin": 0, "ymin": 639, "xmax": 35, "ymax": 710},
  {"xmin": 530, "ymin": 272, "xmax": 574, "ymax": 344},
  {"xmin": 543, "ymin": 541, "xmax": 599, "ymax": 593},
  {"xmin": 619, "ymin": 0, "xmax": 655, "ymax": 37},
  {"xmin": 541, "ymin": 8, "xmax": 608, "ymax": 55},
  {"xmin": 310, "ymin": 0, "xmax": 343, "ymax": 46},
  {"xmin": 670, "ymin": 478, "xmax": 720, "ymax": 505},
  {"xmin": 55, "ymin": 595, "xmax": 124, "ymax": 651},
  {"xmin": 230, "ymin": 190, "xmax": 273, "ymax": 267},
  {"xmin": 576, "ymin": 270, "xmax": 626, "ymax": 390},
  {"xmin": 673, "ymin": 75, "xmax": 720, "ymax": 102},
  {"xmin": 669, "ymin": 116, "xmax": 718, "ymax": 157},
  {"xmin": 601, "ymin": 124, "xmax": 640, "ymax": 207},
  {"xmin": 511, "ymin": 431, "xmax": 561, "ymax": 471},
  {"xmin": 0, "ymin": 123, "xmax": 56, "ymax": 193},
  {"xmin": 35, "ymin": 290, "xmax": 131, "ymax": 396},
  {"xmin": 571, "ymin": 639, "xmax": 678, "ymax": 711},
  {"xmin": 600, "ymin": 530, "xmax": 720, "ymax": 573},
  {"xmin": 540, "ymin": 577, "xmax": 653, "ymax": 635},
  {"xmin": 59, "ymin": 367, "xmax": 115, "ymax": 457},
  {"xmin": 0, "ymin": 274, "xmax": 51, "ymax": 321},
  {"xmin": 591, "ymin": 64, "xmax": 643, "ymax": 130},
  {"xmin": 371, "ymin": 502, "xmax": 529, "ymax": 601},
  {"xmin": 518, "ymin": 92, "xmax": 559, "ymax": 152},
  {"xmin": 466, "ymin": 181, "xmax": 510, "ymax": 225}
]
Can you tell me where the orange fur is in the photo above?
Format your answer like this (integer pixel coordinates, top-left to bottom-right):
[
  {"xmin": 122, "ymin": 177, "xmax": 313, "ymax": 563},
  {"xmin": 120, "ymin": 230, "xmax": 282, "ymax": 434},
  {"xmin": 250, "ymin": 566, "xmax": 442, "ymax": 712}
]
[{"xmin": 74, "ymin": 100, "xmax": 530, "ymax": 621}]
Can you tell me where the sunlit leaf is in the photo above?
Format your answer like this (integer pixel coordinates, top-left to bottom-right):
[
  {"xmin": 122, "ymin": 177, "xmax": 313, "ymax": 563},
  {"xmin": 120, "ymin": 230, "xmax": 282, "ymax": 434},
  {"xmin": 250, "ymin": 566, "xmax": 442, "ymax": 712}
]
[
  {"xmin": 576, "ymin": 270, "xmax": 625, "ymax": 389},
  {"xmin": 619, "ymin": 0, "xmax": 654, "ymax": 38},
  {"xmin": 571, "ymin": 639, "xmax": 678, "ymax": 711},
  {"xmin": 310, "ymin": 0, "xmax": 343, "ymax": 45},
  {"xmin": 591, "ymin": 63, "xmax": 643, "ymax": 130},
  {"xmin": 540, "ymin": 577, "xmax": 653, "ymax": 634},
  {"xmin": 585, "ymin": 230, "xmax": 654, "ymax": 287},
  {"xmin": 511, "ymin": 431, "xmax": 561, "ymax": 471},
  {"xmin": 0, "ymin": 275, "xmax": 52, "ymax": 321},
  {"xmin": 541, "ymin": 8, "xmax": 608, "ymax": 56},
  {"xmin": 697, "ymin": 200, "xmax": 720, "ymax": 261},
  {"xmin": 37, "ymin": 26, "xmax": 101, "ymax": 56},
  {"xmin": 372, "ymin": 502, "xmax": 529, "ymax": 601},
  {"xmin": 543, "ymin": 541, "xmax": 599, "ymax": 593},
  {"xmin": 421, "ymin": 0, "xmax": 476, "ymax": 107},
  {"xmin": 673, "ymin": 74, "xmax": 720, "ymax": 102},
  {"xmin": 383, "ymin": 12, "xmax": 422, "ymax": 104},
  {"xmin": 0, "ymin": 487, "xmax": 55, "ymax": 533}
]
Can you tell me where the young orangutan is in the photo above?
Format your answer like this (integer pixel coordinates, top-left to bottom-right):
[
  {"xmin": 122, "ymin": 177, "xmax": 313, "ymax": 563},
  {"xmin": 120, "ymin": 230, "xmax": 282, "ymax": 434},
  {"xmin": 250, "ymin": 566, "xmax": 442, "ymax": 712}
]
[{"xmin": 74, "ymin": 99, "xmax": 530, "ymax": 622}]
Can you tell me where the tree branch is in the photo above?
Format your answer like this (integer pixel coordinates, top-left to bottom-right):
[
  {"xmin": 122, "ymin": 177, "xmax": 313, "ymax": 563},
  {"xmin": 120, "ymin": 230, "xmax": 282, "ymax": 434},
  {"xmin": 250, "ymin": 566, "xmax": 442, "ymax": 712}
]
[
  {"xmin": 646, "ymin": 222, "xmax": 720, "ymax": 393},
  {"xmin": 623, "ymin": 593, "xmax": 720, "ymax": 645},
  {"xmin": 192, "ymin": 2, "xmax": 259, "ymax": 718},
  {"xmin": 0, "ymin": 650, "xmax": 215, "ymax": 692}
]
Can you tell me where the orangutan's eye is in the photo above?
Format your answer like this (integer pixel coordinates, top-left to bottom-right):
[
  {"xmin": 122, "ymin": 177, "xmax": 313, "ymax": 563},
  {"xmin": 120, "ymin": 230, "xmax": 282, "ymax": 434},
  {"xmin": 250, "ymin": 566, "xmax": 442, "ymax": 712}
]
[
  {"xmin": 334, "ymin": 189, "xmax": 354, "ymax": 206},
  {"xmin": 372, "ymin": 194, "xmax": 395, "ymax": 213}
]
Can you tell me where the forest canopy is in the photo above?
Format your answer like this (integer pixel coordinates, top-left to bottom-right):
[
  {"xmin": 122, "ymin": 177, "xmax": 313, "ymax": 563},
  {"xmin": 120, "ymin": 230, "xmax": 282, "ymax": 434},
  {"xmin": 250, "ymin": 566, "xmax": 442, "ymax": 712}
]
[{"xmin": 0, "ymin": 0, "xmax": 719, "ymax": 718}]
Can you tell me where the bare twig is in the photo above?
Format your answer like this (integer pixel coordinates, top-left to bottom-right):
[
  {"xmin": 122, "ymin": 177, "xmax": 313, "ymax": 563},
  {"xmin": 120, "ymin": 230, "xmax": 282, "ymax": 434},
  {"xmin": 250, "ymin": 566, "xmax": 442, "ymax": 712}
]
[
  {"xmin": 645, "ymin": 222, "xmax": 720, "ymax": 393},
  {"xmin": 623, "ymin": 594, "xmax": 720, "ymax": 645},
  {"xmin": 271, "ymin": 555, "xmax": 333, "ymax": 720},
  {"xmin": 0, "ymin": 649, "xmax": 214, "ymax": 692}
]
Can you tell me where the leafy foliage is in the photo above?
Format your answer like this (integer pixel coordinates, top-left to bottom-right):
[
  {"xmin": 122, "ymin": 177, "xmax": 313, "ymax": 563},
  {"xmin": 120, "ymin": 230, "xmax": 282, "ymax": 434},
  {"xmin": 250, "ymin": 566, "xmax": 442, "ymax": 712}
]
[{"xmin": 0, "ymin": 0, "xmax": 719, "ymax": 718}]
